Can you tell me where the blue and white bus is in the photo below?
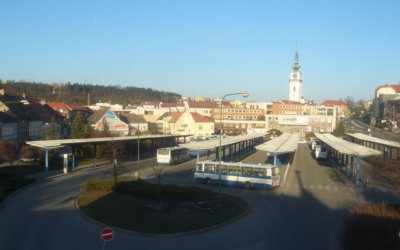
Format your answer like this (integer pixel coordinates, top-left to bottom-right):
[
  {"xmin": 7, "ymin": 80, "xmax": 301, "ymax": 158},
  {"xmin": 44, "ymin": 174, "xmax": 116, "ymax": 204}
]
[
  {"xmin": 157, "ymin": 147, "xmax": 189, "ymax": 165},
  {"xmin": 194, "ymin": 161, "xmax": 280, "ymax": 189}
]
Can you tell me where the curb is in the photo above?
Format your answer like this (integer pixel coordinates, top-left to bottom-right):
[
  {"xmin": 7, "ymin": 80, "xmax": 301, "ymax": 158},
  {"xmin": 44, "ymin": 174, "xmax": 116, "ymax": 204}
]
[{"xmin": 74, "ymin": 191, "xmax": 252, "ymax": 238}]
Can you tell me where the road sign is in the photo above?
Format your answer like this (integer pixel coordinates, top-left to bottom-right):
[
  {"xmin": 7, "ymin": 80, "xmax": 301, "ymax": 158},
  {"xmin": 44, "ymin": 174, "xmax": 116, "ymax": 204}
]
[{"xmin": 101, "ymin": 228, "xmax": 114, "ymax": 241}]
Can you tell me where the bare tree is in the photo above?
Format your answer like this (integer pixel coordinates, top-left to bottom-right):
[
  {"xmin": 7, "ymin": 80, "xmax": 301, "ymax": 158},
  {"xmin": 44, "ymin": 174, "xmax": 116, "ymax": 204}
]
[{"xmin": 344, "ymin": 96, "xmax": 355, "ymax": 114}]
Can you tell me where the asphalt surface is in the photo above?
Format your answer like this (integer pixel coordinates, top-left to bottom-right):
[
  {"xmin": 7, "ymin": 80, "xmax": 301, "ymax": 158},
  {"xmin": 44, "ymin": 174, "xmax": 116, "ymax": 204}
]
[
  {"xmin": 0, "ymin": 144, "xmax": 398, "ymax": 250},
  {"xmin": 344, "ymin": 118, "xmax": 400, "ymax": 141}
]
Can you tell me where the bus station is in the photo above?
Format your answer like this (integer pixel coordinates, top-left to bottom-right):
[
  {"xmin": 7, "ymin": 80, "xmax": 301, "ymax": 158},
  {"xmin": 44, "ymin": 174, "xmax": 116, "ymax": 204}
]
[
  {"xmin": 346, "ymin": 132, "xmax": 400, "ymax": 160},
  {"xmin": 314, "ymin": 133, "xmax": 381, "ymax": 185},
  {"xmin": 255, "ymin": 133, "xmax": 299, "ymax": 166},
  {"xmin": 27, "ymin": 134, "xmax": 190, "ymax": 175},
  {"xmin": 178, "ymin": 132, "xmax": 266, "ymax": 162}
]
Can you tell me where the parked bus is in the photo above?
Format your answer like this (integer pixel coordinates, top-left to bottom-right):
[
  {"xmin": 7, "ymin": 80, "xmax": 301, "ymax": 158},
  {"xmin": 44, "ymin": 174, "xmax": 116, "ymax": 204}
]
[
  {"xmin": 194, "ymin": 161, "xmax": 280, "ymax": 189},
  {"xmin": 315, "ymin": 145, "xmax": 328, "ymax": 159},
  {"xmin": 157, "ymin": 147, "xmax": 189, "ymax": 165}
]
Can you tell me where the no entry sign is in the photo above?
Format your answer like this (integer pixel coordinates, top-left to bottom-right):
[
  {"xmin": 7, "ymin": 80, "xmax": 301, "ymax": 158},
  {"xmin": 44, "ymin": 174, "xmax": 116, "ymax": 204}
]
[{"xmin": 101, "ymin": 228, "xmax": 114, "ymax": 241}]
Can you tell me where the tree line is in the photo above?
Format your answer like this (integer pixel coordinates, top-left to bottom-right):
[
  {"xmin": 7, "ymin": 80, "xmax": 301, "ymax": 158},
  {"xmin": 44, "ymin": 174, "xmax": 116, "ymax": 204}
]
[{"xmin": 0, "ymin": 80, "xmax": 181, "ymax": 105}]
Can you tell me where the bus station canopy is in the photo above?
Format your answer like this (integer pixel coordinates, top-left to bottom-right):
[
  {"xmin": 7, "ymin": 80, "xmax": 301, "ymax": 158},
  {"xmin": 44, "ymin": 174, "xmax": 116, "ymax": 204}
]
[
  {"xmin": 347, "ymin": 133, "xmax": 400, "ymax": 148},
  {"xmin": 27, "ymin": 134, "xmax": 188, "ymax": 149},
  {"xmin": 315, "ymin": 133, "xmax": 381, "ymax": 157},
  {"xmin": 179, "ymin": 132, "xmax": 266, "ymax": 151},
  {"xmin": 255, "ymin": 133, "xmax": 299, "ymax": 154}
]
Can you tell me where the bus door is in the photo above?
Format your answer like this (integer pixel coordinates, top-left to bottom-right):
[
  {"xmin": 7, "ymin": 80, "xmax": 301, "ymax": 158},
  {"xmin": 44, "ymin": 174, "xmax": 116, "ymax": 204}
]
[{"xmin": 271, "ymin": 167, "xmax": 280, "ymax": 187}]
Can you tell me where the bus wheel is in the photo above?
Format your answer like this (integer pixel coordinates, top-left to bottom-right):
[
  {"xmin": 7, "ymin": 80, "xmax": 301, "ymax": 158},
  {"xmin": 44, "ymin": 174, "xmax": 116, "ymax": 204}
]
[
  {"xmin": 244, "ymin": 181, "xmax": 252, "ymax": 189},
  {"xmin": 205, "ymin": 178, "xmax": 212, "ymax": 185}
]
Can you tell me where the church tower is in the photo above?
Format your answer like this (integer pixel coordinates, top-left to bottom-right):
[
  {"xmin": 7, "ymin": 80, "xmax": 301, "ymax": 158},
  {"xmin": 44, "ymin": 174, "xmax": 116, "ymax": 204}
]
[{"xmin": 288, "ymin": 49, "xmax": 302, "ymax": 102}]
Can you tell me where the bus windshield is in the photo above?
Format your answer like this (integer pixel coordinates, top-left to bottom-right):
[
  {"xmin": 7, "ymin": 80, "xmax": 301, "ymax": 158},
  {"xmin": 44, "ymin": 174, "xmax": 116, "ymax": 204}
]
[{"xmin": 158, "ymin": 149, "xmax": 170, "ymax": 155}]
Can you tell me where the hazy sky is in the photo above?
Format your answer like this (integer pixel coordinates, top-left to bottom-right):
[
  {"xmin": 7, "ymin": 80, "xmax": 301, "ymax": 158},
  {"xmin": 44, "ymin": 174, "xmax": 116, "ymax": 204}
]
[{"xmin": 0, "ymin": 0, "xmax": 399, "ymax": 103}]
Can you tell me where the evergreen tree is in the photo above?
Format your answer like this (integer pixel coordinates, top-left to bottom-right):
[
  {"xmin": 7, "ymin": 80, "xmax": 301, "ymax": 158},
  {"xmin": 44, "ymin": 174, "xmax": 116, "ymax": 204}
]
[
  {"xmin": 333, "ymin": 120, "xmax": 346, "ymax": 137},
  {"xmin": 71, "ymin": 113, "xmax": 91, "ymax": 139}
]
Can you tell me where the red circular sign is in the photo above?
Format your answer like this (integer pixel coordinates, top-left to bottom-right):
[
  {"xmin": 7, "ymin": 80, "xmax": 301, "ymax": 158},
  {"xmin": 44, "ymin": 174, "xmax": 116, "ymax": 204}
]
[{"xmin": 101, "ymin": 228, "xmax": 114, "ymax": 241}]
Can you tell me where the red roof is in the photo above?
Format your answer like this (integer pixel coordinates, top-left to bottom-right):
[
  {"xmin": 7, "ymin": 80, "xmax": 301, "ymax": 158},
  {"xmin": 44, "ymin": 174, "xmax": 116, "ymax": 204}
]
[
  {"xmin": 375, "ymin": 84, "xmax": 400, "ymax": 94},
  {"xmin": 168, "ymin": 112, "xmax": 212, "ymax": 123},
  {"xmin": 47, "ymin": 102, "xmax": 69, "ymax": 111},
  {"xmin": 140, "ymin": 101, "xmax": 161, "ymax": 106},
  {"xmin": 190, "ymin": 112, "xmax": 212, "ymax": 122},
  {"xmin": 321, "ymin": 100, "xmax": 345, "ymax": 106},
  {"xmin": 278, "ymin": 100, "xmax": 303, "ymax": 105},
  {"xmin": 48, "ymin": 102, "xmax": 89, "ymax": 111},
  {"xmin": 161, "ymin": 102, "xmax": 184, "ymax": 108},
  {"xmin": 168, "ymin": 112, "xmax": 184, "ymax": 123},
  {"xmin": 188, "ymin": 101, "xmax": 232, "ymax": 108}
]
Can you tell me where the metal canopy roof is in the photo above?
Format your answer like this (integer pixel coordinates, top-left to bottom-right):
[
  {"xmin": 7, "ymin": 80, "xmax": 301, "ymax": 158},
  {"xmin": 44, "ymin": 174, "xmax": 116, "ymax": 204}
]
[
  {"xmin": 347, "ymin": 133, "xmax": 400, "ymax": 148},
  {"xmin": 197, "ymin": 160, "xmax": 275, "ymax": 169},
  {"xmin": 255, "ymin": 133, "xmax": 299, "ymax": 154},
  {"xmin": 27, "ymin": 134, "xmax": 188, "ymax": 149},
  {"xmin": 315, "ymin": 133, "xmax": 381, "ymax": 157},
  {"xmin": 179, "ymin": 132, "xmax": 266, "ymax": 151}
]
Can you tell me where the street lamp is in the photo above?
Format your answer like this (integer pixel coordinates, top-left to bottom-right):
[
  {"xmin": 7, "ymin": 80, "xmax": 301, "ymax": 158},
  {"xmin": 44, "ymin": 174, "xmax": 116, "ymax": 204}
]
[
  {"xmin": 218, "ymin": 91, "xmax": 249, "ymax": 210},
  {"xmin": 137, "ymin": 107, "xmax": 141, "ymax": 181}
]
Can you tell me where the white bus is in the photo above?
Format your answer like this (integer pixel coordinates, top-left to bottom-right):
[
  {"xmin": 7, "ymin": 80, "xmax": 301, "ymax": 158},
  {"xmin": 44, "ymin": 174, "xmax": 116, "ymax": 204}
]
[
  {"xmin": 194, "ymin": 161, "xmax": 280, "ymax": 189},
  {"xmin": 157, "ymin": 147, "xmax": 189, "ymax": 165},
  {"xmin": 315, "ymin": 145, "xmax": 328, "ymax": 159}
]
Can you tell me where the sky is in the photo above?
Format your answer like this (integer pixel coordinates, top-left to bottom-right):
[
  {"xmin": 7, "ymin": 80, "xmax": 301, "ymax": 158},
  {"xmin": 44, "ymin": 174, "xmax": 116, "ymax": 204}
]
[{"xmin": 0, "ymin": 0, "xmax": 399, "ymax": 103}]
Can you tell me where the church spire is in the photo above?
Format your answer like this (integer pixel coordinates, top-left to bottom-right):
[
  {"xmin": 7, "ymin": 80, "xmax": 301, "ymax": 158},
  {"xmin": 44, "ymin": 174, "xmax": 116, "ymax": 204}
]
[{"xmin": 292, "ymin": 49, "xmax": 301, "ymax": 71}]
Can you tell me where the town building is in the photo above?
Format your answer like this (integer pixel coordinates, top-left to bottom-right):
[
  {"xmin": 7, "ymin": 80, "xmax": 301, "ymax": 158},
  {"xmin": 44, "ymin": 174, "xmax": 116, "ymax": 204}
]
[
  {"xmin": 47, "ymin": 102, "xmax": 92, "ymax": 120},
  {"xmin": 0, "ymin": 112, "xmax": 19, "ymax": 146},
  {"xmin": 161, "ymin": 111, "xmax": 214, "ymax": 137},
  {"xmin": 122, "ymin": 113, "xmax": 149, "ymax": 134},
  {"xmin": 372, "ymin": 83, "xmax": 400, "ymax": 129},
  {"xmin": 211, "ymin": 107, "xmax": 266, "ymax": 135},
  {"xmin": 321, "ymin": 100, "xmax": 350, "ymax": 118},
  {"xmin": 0, "ymin": 90, "xmax": 67, "ymax": 146},
  {"xmin": 184, "ymin": 100, "xmax": 231, "ymax": 117},
  {"xmin": 87, "ymin": 109, "xmax": 129, "ymax": 136}
]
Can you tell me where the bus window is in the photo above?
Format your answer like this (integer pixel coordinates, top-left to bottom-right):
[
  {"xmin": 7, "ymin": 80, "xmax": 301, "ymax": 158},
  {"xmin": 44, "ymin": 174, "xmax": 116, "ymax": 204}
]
[
  {"xmin": 205, "ymin": 164, "xmax": 215, "ymax": 172},
  {"xmin": 196, "ymin": 164, "xmax": 203, "ymax": 171},
  {"xmin": 158, "ymin": 149, "xmax": 170, "ymax": 155},
  {"xmin": 242, "ymin": 167, "xmax": 253, "ymax": 176},
  {"xmin": 228, "ymin": 166, "xmax": 240, "ymax": 174},
  {"xmin": 253, "ymin": 168, "xmax": 266, "ymax": 176},
  {"xmin": 221, "ymin": 165, "xmax": 228, "ymax": 174}
]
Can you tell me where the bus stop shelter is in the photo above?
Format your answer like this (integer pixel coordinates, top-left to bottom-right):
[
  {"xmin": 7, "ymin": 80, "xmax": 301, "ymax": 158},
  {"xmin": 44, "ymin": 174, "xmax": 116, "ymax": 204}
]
[
  {"xmin": 346, "ymin": 133, "xmax": 400, "ymax": 160},
  {"xmin": 255, "ymin": 133, "xmax": 299, "ymax": 166},
  {"xmin": 27, "ymin": 134, "xmax": 189, "ymax": 175},
  {"xmin": 179, "ymin": 132, "xmax": 266, "ymax": 162},
  {"xmin": 315, "ymin": 133, "xmax": 381, "ymax": 184}
]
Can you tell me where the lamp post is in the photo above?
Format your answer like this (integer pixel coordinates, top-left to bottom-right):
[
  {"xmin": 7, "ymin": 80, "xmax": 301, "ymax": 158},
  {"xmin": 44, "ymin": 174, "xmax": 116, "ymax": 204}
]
[
  {"xmin": 218, "ymin": 91, "xmax": 249, "ymax": 211},
  {"xmin": 137, "ymin": 107, "xmax": 141, "ymax": 180}
]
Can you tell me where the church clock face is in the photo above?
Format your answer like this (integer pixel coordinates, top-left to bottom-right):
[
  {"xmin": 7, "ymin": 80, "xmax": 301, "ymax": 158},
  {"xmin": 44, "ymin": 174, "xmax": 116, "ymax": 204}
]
[{"xmin": 292, "ymin": 73, "xmax": 297, "ymax": 79}]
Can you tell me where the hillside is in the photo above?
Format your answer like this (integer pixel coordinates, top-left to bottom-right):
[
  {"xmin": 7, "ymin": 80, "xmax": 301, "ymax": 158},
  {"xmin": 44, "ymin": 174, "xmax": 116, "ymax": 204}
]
[{"xmin": 0, "ymin": 80, "xmax": 181, "ymax": 105}]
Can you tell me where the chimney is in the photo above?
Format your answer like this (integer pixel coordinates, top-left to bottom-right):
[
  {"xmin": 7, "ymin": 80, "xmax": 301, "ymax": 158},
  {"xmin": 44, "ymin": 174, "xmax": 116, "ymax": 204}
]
[{"xmin": 0, "ymin": 89, "xmax": 4, "ymax": 95}]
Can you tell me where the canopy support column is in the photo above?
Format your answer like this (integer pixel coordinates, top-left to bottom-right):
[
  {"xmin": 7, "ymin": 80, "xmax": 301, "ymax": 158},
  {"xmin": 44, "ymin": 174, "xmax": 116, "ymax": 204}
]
[{"xmin": 45, "ymin": 148, "xmax": 49, "ymax": 175}]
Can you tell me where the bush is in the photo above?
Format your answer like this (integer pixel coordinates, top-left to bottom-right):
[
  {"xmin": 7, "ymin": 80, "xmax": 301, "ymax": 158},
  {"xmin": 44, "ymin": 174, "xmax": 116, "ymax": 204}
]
[
  {"xmin": 83, "ymin": 179, "xmax": 212, "ymax": 202},
  {"xmin": 343, "ymin": 202, "xmax": 400, "ymax": 250}
]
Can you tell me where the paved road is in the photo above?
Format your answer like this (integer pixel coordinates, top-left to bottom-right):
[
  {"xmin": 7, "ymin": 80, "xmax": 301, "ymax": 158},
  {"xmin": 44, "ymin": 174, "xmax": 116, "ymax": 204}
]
[
  {"xmin": 344, "ymin": 118, "xmax": 400, "ymax": 141},
  {"xmin": 0, "ymin": 144, "xmax": 398, "ymax": 250}
]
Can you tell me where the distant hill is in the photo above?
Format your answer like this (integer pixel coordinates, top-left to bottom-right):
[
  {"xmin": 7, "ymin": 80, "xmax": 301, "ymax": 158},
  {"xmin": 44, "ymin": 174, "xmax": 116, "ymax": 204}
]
[{"xmin": 0, "ymin": 80, "xmax": 181, "ymax": 105}]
